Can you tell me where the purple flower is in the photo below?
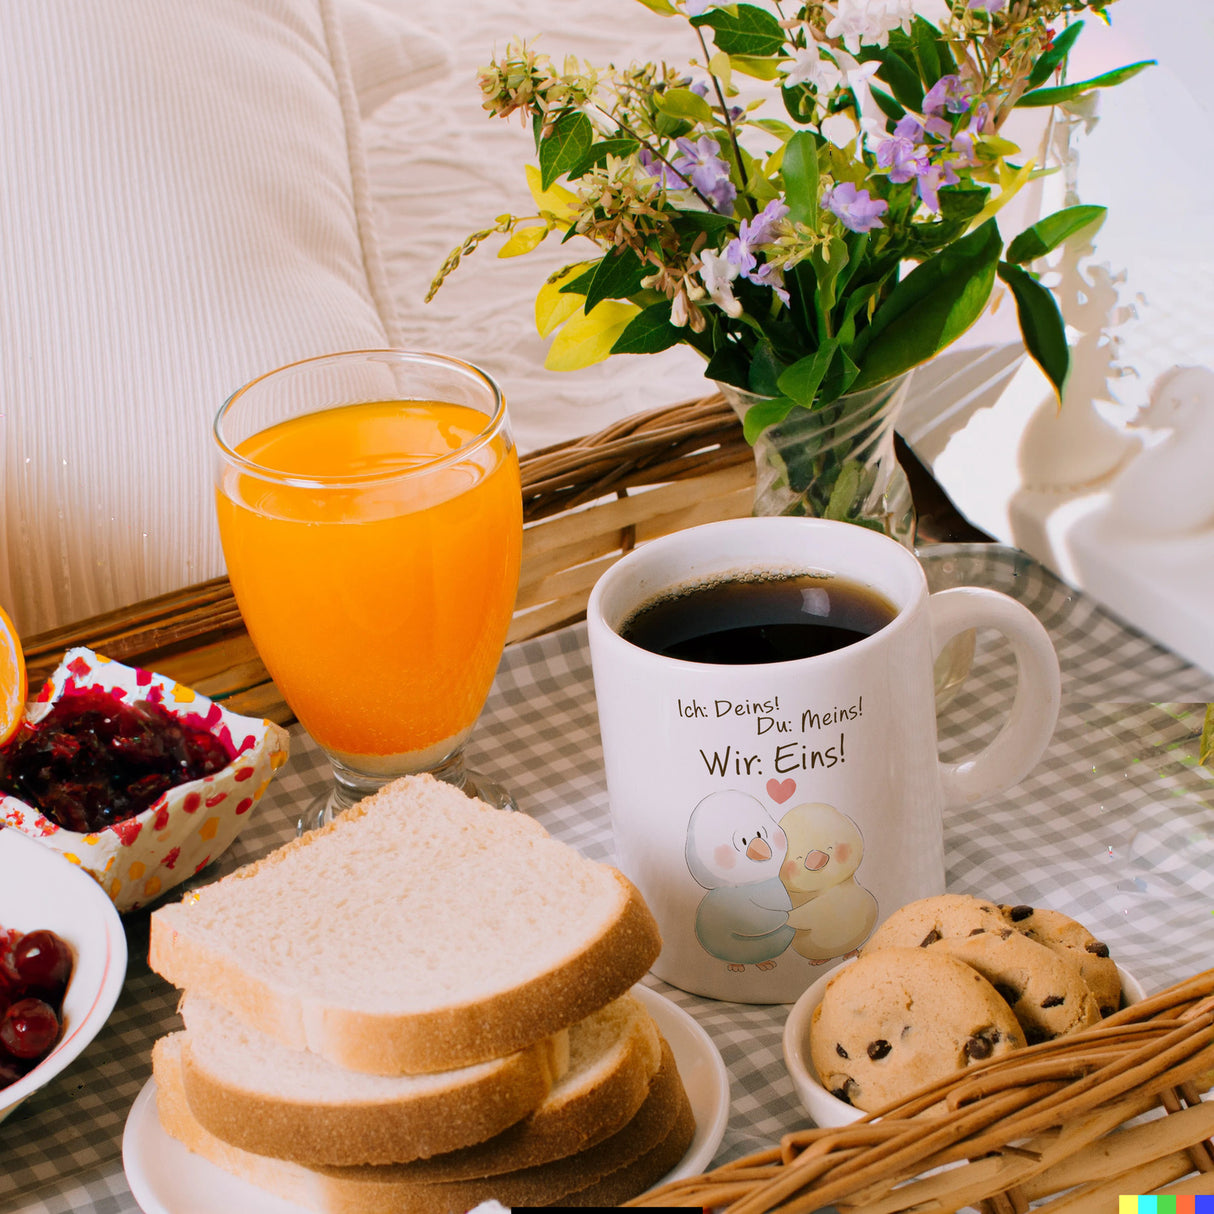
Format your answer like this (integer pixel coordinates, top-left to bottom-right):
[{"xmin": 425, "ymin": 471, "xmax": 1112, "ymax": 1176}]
[
  {"xmin": 876, "ymin": 132, "xmax": 929, "ymax": 184},
  {"xmin": 968, "ymin": 0, "xmax": 1006, "ymax": 11},
  {"xmin": 822, "ymin": 181, "xmax": 888, "ymax": 233},
  {"xmin": 671, "ymin": 135, "xmax": 737, "ymax": 214},
  {"xmin": 950, "ymin": 102, "xmax": 990, "ymax": 165},
  {"xmin": 923, "ymin": 74, "xmax": 972, "ymax": 116},
  {"xmin": 893, "ymin": 114, "xmax": 925, "ymax": 143},
  {"xmin": 741, "ymin": 199, "xmax": 789, "ymax": 248},
  {"xmin": 916, "ymin": 161, "xmax": 960, "ymax": 211},
  {"xmin": 637, "ymin": 147, "xmax": 686, "ymax": 190},
  {"xmin": 750, "ymin": 261, "xmax": 790, "ymax": 306},
  {"xmin": 719, "ymin": 200, "xmax": 790, "ymax": 300}
]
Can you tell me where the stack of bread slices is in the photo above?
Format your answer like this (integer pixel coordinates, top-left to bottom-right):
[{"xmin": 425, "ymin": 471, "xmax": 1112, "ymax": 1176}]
[{"xmin": 147, "ymin": 774, "xmax": 693, "ymax": 1212}]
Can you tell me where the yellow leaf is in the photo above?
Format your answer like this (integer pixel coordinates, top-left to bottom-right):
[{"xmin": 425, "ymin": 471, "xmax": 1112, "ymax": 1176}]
[
  {"xmin": 975, "ymin": 134, "xmax": 1022, "ymax": 158},
  {"xmin": 535, "ymin": 267, "xmax": 591, "ymax": 337},
  {"xmin": 972, "ymin": 158, "xmax": 1037, "ymax": 228},
  {"xmin": 730, "ymin": 54, "xmax": 785, "ymax": 81},
  {"xmin": 497, "ymin": 225, "xmax": 549, "ymax": 258},
  {"xmin": 708, "ymin": 52, "xmax": 733, "ymax": 92},
  {"xmin": 525, "ymin": 164, "xmax": 580, "ymax": 221},
  {"xmin": 544, "ymin": 301, "xmax": 640, "ymax": 371}
]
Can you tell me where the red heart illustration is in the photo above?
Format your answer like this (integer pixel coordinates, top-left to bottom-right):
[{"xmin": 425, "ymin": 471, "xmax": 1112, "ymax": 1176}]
[{"xmin": 767, "ymin": 777, "xmax": 796, "ymax": 804}]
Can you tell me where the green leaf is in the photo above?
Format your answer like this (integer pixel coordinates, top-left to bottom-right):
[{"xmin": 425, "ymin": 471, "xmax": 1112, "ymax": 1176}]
[
  {"xmin": 824, "ymin": 460, "xmax": 864, "ymax": 521},
  {"xmin": 1017, "ymin": 60, "xmax": 1154, "ymax": 107},
  {"xmin": 1200, "ymin": 705, "xmax": 1213, "ymax": 769},
  {"xmin": 633, "ymin": 0, "xmax": 679, "ymax": 13},
  {"xmin": 1026, "ymin": 20, "xmax": 1085, "ymax": 89},
  {"xmin": 558, "ymin": 262, "xmax": 599, "ymax": 295},
  {"xmin": 538, "ymin": 110, "xmax": 594, "ymax": 190},
  {"xmin": 857, "ymin": 45, "xmax": 924, "ymax": 112},
  {"xmin": 691, "ymin": 4, "xmax": 786, "ymax": 57},
  {"xmin": 583, "ymin": 246, "xmax": 648, "ymax": 313},
  {"xmin": 610, "ymin": 300, "xmax": 683, "ymax": 355},
  {"xmin": 1006, "ymin": 204, "xmax": 1106, "ymax": 263},
  {"xmin": 781, "ymin": 84, "xmax": 816, "ymax": 125},
  {"xmin": 810, "ymin": 236, "xmax": 847, "ymax": 324},
  {"xmin": 869, "ymin": 85, "xmax": 905, "ymax": 124},
  {"xmin": 747, "ymin": 340, "xmax": 784, "ymax": 398},
  {"xmin": 777, "ymin": 340, "xmax": 838, "ymax": 410},
  {"xmin": 910, "ymin": 17, "xmax": 941, "ymax": 86},
  {"xmin": 939, "ymin": 187, "xmax": 990, "ymax": 224},
  {"xmin": 705, "ymin": 341, "xmax": 751, "ymax": 390},
  {"xmin": 850, "ymin": 218, "xmax": 1002, "ymax": 391},
  {"xmin": 567, "ymin": 138, "xmax": 641, "ymax": 179},
  {"xmin": 997, "ymin": 261, "xmax": 1070, "ymax": 398},
  {"xmin": 728, "ymin": 53, "xmax": 784, "ymax": 81},
  {"xmin": 752, "ymin": 117, "xmax": 795, "ymax": 141},
  {"xmin": 781, "ymin": 130, "xmax": 819, "ymax": 227},
  {"xmin": 656, "ymin": 87, "xmax": 716, "ymax": 125},
  {"xmin": 741, "ymin": 394, "xmax": 798, "ymax": 443}
]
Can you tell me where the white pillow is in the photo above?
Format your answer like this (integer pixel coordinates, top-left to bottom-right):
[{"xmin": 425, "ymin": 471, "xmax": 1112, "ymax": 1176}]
[
  {"xmin": 0, "ymin": 0, "xmax": 431, "ymax": 637},
  {"xmin": 339, "ymin": 0, "xmax": 451, "ymax": 117}
]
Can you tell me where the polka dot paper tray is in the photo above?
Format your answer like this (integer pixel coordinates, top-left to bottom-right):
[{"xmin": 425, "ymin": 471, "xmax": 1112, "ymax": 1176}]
[{"xmin": 0, "ymin": 647, "xmax": 289, "ymax": 911}]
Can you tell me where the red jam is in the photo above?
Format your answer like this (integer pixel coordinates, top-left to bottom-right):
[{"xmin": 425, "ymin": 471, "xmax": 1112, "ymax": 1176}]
[
  {"xmin": 0, "ymin": 926, "xmax": 73, "ymax": 1090},
  {"xmin": 0, "ymin": 688, "xmax": 233, "ymax": 833}
]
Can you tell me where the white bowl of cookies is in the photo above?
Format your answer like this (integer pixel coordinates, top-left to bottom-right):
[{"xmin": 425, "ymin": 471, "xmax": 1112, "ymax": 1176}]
[{"xmin": 782, "ymin": 893, "xmax": 1146, "ymax": 1128}]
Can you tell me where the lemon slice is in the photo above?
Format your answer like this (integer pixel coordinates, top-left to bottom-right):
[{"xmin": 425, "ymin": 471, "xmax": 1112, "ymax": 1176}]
[{"xmin": 0, "ymin": 604, "xmax": 27, "ymax": 747}]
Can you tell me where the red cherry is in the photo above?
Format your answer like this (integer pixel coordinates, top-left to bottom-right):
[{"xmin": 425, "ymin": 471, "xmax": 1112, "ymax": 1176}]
[
  {"xmin": 0, "ymin": 997, "xmax": 61, "ymax": 1061},
  {"xmin": 12, "ymin": 930, "xmax": 72, "ymax": 999},
  {"xmin": 0, "ymin": 1054, "xmax": 26, "ymax": 1087}
]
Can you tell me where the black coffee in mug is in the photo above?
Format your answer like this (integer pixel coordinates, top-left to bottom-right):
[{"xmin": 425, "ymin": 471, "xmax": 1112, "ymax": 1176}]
[{"xmin": 619, "ymin": 571, "xmax": 897, "ymax": 665}]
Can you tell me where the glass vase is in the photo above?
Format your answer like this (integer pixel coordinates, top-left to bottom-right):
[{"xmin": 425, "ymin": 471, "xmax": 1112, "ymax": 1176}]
[{"xmin": 719, "ymin": 370, "xmax": 916, "ymax": 549}]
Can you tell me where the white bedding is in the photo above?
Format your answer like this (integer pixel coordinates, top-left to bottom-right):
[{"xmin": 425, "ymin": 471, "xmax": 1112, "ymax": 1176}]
[
  {"xmin": 0, "ymin": 0, "xmax": 711, "ymax": 637},
  {"xmin": 359, "ymin": 0, "xmax": 711, "ymax": 454}
]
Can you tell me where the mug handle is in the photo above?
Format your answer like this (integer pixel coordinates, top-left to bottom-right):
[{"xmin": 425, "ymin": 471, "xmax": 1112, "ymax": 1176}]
[{"xmin": 929, "ymin": 587, "xmax": 1061, "ymax": 810}]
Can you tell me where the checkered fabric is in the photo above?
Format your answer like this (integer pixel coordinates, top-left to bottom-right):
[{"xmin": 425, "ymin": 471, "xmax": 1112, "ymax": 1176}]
[{"xmin": 4, "ymin": 544, "xmax": 1213, "ymax": 1213}]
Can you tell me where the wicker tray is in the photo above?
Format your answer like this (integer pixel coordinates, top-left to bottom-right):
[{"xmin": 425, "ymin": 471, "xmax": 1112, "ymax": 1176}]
[
  {"xmin": 19, "ymin": 393, "xmax": 755, "ymax": 722},
  {"xmin": 633, "ymin": 970, "xmax": 1214, "ymax": 1211}
]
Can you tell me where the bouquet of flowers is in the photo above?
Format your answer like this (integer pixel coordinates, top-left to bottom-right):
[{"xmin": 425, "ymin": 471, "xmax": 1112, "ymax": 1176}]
[{"xmin": 430, "ymin": 0, "xmax": 1149, "ymax": 531}]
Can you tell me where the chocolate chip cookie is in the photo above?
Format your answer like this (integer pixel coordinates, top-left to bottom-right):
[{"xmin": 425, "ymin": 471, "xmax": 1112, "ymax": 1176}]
[
  {"xmin": 933, "ymin": 929, "xmax": 1102, "ymax": 1044},
  {"xmin": 861, "ymin": 893, "xmax": 1011, "ymax": 953},
  {"xmin": 1002, "ymin": 904, "xmax": 1121, "ymax": 1016},
  {"xmin": 809, "ymin": 947, "xmax": 1026, "ymax": 1113}
]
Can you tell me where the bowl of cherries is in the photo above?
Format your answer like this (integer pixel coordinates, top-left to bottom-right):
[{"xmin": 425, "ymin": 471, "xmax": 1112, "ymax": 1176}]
[{"xmin": 0, "ymin": 825, "xmax": 126, "ymax": 1121}]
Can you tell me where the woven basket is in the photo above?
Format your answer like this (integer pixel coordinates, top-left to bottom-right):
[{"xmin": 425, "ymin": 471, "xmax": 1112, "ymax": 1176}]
[
  {"xmin": 632, "ymin": 970, "xmax": 1214, "ymax": 1211},
  {"xmin": 19, "ymin": 392, "xmax": 755, "ymax": 721}
]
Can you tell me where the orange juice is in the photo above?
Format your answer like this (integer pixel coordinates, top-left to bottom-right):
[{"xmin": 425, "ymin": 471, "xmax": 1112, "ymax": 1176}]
[{"xmin": 216, "ymin": 400, "xmax": 522, "ymax": 765}]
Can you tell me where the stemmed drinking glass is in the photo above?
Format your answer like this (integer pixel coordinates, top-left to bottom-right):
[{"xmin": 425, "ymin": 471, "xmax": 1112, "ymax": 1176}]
[{"xmin": 213, "ymin": 350, "xmax": 523, "ymax": 831}]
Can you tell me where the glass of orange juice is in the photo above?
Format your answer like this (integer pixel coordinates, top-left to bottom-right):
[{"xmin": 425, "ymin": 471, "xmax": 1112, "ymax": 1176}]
[{"xmin": 213, "ymin": 350, "xmax": 523, "ymax": 830}]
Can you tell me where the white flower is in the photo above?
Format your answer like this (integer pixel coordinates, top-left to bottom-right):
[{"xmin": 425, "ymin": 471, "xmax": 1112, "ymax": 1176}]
[
  {"xmin": 782, "ymin": 47, "xmax": 843, "ymax": 93},
  {"xmin": 824, "ymin": 0, "xmax": 914, "ymax": 53},
  {"xmin": 698, "ymin": 249, "xmax": 743, "ymax": 318}
]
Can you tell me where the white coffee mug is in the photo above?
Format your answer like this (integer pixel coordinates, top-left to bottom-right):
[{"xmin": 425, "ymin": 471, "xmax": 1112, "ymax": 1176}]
[{"xmin": 587, "ymin": 518, "xmax": 1061, "ymax": 1003}]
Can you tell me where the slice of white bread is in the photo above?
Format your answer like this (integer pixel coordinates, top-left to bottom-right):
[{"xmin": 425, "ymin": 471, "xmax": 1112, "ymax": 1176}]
[
  {"xmin": 177, "ymin": 990, "xmax": 661, "ymax": 1167},
  {"xmin": 389, "ymin": 990, "xmax": 662, "ymax": 1179},
  {"xmin": 148, "ymin": 775, "xmax": 662, "ymax": 1075},
  {"xmin": 153, "ymin": 1034, "xmax": 694, "ymax": 1213},
  {"xmin": 177, "ymin": 995, "xmax": 569, "ymax": 1165}
]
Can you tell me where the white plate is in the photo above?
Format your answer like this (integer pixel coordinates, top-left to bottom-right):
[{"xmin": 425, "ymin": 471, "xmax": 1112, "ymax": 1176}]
[
  {"xmin": 122, "ymin": 983, "xmax": 730, "ymax": 1213},
  {"xmin": 0, "ymin": 826, "xmax": 128, "ymax": 1122}
]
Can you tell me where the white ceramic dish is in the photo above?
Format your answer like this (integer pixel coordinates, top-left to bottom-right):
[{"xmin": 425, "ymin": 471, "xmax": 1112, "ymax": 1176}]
[
  {"xmin": 122, "ymin": 983, "xmax": 730, "ymax": 1213},
  {"xmin": 783, "ymin": 956, "xmax": 1147, "ymax": 1128},
  {"xmin": 0, "ymin": 825, "xmax": 128, "ymax": 1121}
]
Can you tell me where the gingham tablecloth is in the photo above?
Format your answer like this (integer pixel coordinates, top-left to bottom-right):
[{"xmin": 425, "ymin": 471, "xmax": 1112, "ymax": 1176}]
[{"xmin": 4, "ymin": 544, "xmax": 1213, "ymax": 1214}]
